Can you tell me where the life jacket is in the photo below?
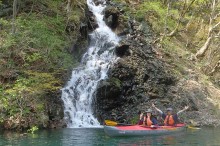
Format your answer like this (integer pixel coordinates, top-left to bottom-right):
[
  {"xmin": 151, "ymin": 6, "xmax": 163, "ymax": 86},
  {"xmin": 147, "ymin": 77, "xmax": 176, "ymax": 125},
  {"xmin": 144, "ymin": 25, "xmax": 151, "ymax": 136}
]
[
  {"xmin": 164, "ymin": 115, "xmax": 175, "ymax": 126},
  {"xmin": 146, "ymin": 116, "xmax": 153, "ymax": 126}
]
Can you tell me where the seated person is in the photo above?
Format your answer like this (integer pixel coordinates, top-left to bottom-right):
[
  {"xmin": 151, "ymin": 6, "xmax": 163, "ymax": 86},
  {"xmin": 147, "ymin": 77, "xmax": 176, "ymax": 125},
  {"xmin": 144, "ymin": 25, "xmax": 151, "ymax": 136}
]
[
  {"xmin": 152, "ymin": 103, "xmax": 189, "ymax": 126},
  {"xmin": 138, "ymin": 111, "xmax": 144, "ymax": 125},
  {"xmin": 143, "ymin": 109, "xmax": 158, "ymax": 126}
]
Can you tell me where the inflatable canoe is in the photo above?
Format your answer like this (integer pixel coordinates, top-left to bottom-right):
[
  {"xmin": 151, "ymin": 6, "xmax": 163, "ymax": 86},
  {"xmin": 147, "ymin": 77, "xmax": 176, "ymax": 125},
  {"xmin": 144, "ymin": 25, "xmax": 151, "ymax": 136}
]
[{"xmin": 104, "ymin": 124, "xmax": 186, "ymax": 137}]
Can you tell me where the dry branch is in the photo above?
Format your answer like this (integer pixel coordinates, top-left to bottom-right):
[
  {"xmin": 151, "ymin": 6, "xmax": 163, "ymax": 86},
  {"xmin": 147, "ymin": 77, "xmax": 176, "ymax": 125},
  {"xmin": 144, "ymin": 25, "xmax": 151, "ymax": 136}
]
[{"xmin": 195, "ymin": 0, "xmax": 220, "ymax": 58}]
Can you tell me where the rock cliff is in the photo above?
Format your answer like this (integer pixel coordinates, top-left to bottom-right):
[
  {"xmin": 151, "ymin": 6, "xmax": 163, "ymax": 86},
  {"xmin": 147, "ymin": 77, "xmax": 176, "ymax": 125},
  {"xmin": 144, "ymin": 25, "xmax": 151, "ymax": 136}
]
[{"xmin": 94, "ymin": 0, "xmax": 220, "ymax": 127}]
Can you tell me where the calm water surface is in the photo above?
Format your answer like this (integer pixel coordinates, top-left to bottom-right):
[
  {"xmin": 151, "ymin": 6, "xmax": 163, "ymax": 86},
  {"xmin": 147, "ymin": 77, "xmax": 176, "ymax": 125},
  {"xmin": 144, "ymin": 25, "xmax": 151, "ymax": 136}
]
[{"xmin": 0, "ymin": 127, "xmax": 220, "ymax": 146}]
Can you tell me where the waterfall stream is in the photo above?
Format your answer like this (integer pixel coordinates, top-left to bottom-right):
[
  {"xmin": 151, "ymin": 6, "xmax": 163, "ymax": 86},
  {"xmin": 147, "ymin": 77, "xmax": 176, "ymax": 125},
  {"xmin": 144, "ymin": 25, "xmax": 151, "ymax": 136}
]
[{"xmin": 61, "ymin": 0, "xmax": 119, "ymax": 128}]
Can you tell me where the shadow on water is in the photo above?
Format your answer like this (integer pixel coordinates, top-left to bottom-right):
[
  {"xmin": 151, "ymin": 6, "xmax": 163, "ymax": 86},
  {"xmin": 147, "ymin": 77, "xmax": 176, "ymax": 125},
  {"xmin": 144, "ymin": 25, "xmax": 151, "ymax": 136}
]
[{"xmin": 0, "ymin": 127, "xmax": 220, "ymax": 146}]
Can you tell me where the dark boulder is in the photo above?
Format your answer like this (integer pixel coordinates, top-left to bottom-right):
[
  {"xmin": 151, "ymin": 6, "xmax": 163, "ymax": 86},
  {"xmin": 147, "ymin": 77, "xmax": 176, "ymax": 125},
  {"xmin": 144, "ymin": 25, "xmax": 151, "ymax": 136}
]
[
  {"xmin": 115, "ymin": 43, "xmax": 130, "ymax": 57},
  {"xmin": 95, "ymin": 77, "xmax": 123, "ymax": 121},
  {"xmin": 46, "ymin": 92, "xmax": 66, "ymax": 128},
  {"xmin": 87, "ymin": 10, "xmax": 98, "ymax": 31},
  {"xmin": 104, "ymin": 6, "xmax": 120, "ymax": 29}
]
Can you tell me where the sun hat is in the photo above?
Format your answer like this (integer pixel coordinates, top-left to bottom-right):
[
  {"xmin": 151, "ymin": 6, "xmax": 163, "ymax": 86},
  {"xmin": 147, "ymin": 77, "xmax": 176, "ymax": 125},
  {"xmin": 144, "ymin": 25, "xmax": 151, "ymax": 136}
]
[
  {"xmin": 166, "ymin": 107, "xmax": 173, "ymax": 111},
  {"xmin": 145, "ymin": 109, "xmax": 152, "ymax": 113}
]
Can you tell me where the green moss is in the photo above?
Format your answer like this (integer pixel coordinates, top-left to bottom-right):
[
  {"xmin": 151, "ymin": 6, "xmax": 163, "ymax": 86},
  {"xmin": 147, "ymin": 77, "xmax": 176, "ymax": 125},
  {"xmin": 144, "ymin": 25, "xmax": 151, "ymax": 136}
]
[{"xmin": 110, "ymin": 77, "xmax": 122, "ymax": 88}]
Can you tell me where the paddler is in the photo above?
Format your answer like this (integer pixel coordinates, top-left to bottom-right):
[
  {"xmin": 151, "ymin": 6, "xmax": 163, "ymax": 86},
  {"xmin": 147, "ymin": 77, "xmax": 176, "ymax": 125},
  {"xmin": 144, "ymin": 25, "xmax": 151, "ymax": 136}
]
[
  {"xmin": 152, "ymin": 103, "xmax": 189, "ymax": 126},
  {"xmin": 143, "ymin": 109, "xmax": 158, "ymax": 126},
  {"xmin": 138, "ymin": 111, "xmax": 144, "ymax": 125}
]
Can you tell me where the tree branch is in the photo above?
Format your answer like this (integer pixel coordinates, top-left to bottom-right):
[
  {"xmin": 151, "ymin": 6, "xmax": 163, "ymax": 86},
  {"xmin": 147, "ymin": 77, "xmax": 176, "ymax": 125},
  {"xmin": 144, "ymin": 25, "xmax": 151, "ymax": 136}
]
[
  {"xmin": 12, "ymin": 0, "xmax": 18, "ymax": 34},
  {"xmin": 166, "ymin": 0, "xmax": 196, "ymax": 37},
  {"xmin": 209, "ymin": 60, "xmax": 220, "ymax": 75},
  {"xmin": 195, "ymin": 37, "xmax": 212, "ymax": 58},
  {"xmin": 213, "ymin": 12, "xmax": 220, "ymax": 20},
  {"xmin": 212, "ymin": 21, "xmax": 220, "ymax": 30},
  {"xmin": 195, "ymin": 0, "xmax": 219, "ymax": 58}
]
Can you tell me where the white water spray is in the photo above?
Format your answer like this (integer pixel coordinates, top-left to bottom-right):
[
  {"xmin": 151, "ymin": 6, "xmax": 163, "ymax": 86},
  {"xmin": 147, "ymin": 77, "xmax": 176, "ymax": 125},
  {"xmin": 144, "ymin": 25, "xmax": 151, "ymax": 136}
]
[{"xmin": 61, "ymin": 0, "xmax": 119, "ymax": 128}]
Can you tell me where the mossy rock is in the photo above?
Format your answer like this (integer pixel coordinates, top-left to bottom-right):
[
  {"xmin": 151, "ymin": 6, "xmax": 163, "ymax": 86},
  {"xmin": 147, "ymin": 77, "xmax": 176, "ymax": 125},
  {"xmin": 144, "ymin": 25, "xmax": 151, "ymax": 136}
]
[{"xmin": 109, "ymin": 77, "xmax": 122, "ymax": 88}]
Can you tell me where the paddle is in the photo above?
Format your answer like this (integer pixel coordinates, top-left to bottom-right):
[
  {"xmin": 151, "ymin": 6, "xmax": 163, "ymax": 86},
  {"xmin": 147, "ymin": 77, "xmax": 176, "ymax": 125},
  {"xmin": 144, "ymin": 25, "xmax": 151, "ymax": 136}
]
[
  {"xmin": 140, "ymin": 125, "xmax": 158, "ymax": 129},
  {"xmin": 141, "ymin": 125, "xmax": 179, "ymax": 130},
  {"xmin": 187, "ymin": 125, "xmax": 201, "ymax": 130},
  {"xmin": 105, "ymin": 120, "xmax": 133, "ymax": 126}
]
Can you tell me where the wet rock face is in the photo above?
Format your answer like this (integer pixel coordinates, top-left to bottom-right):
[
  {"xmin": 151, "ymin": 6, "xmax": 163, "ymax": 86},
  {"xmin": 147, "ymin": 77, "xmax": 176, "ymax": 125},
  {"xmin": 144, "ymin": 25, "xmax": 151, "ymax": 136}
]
[
  {"xmin": 169, "ymin": 80, "xmax": 220, "ymax": 127},
  {"xmin": 104, "ymin": 6, "xmax": 120, "ymax": 29},
  {"xmin": 93, "ymin": 0, "xmax": 105, "ymax": 5},
  {"xmin": 95, "ymin": 8, "xmax": 177, "ymax": 123},
  {"xmin": 115, "ymin": 44, "xmax": 130, "ymax": 57},
  {"xmin": 94, "ymin": 0, "xmax": 220, "ymax": 126},
  {"xmin": 46, "ymin": 92, "xmax": 67, "ymax": 129},
  {"xmin": 87, "ymin": 10, "xmax": 98, "ymax": 31}
]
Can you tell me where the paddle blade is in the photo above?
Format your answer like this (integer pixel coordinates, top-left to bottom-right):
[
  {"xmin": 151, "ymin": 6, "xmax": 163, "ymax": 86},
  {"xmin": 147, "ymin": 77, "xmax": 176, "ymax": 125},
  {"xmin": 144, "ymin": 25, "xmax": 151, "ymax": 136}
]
[
  {"xmin": 187, "ymin": 126, "xmax": 201, "ymax": 130},
  {"xmin": 105, "ymin": 120, "xmax": 118, "ymax": 126}
]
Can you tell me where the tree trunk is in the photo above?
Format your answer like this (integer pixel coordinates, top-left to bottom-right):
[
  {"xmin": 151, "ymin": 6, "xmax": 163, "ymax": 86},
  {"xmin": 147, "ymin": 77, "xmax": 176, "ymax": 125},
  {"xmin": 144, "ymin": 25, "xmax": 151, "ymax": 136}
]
[
  {"xmin": 167, "ymin": 21, "xmax": 180, "ymax": 37},
  {"xmin": 66, "ymin": 0, "xmax": 72, "ymax": 19},
  {"xmin": 195, "ymin": 37, "xmax": 212, "ymax": 58},
  {"xmin": 164, "ymin": 0, "xmax": 171, "ymax": 36},
  {"xmin": 12, "ymin": 0, "xmax": 17, "ymax": 34}
]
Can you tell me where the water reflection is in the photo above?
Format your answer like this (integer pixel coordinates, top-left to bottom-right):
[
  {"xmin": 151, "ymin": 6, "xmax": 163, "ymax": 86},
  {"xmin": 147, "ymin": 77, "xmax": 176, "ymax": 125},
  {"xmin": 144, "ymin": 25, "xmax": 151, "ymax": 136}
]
[
  {"xmin": 0, "ymin": 128, "xmax": 220, "ymax": 146},
  {"xmin": 114, "ymin": 132, "xmax": 185, "ymax": 146}
]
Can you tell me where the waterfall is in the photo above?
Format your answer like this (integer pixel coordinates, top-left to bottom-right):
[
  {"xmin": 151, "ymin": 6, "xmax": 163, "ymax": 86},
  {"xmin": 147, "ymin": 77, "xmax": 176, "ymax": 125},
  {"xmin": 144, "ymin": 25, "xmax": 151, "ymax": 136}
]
[{"xmin": 61, "ymin": 0, "xmax": 119, "ymax": 128}]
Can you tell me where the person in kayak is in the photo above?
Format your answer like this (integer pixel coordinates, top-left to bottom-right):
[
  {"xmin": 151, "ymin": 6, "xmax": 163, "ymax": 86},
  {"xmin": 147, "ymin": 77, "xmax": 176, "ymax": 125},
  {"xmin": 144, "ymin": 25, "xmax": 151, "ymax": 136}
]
[
  {"xmin": 143, "ymin": 109, "xmax": 158, "ymax": 126},
  {"xmin": 138, "ymin": 111, "xmax": 144, "ymax": 125},
  {"xmin": 152, "ymin": 103, "xmax": 189, "ymax": 126}
]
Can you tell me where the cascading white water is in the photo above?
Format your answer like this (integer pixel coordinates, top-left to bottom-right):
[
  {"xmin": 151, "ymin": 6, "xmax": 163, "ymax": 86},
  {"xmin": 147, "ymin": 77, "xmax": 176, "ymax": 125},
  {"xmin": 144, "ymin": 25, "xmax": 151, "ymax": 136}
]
[{"xmin": 61, "ymin": 0, "xmax": 119, "ymax": 128}]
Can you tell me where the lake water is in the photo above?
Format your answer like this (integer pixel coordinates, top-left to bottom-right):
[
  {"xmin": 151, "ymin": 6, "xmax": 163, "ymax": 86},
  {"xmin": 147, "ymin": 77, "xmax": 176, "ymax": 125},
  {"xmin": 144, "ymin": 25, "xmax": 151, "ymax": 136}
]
[{"xmin": 0, "ymin": 127, "xmax": 220, "ymax": 146}]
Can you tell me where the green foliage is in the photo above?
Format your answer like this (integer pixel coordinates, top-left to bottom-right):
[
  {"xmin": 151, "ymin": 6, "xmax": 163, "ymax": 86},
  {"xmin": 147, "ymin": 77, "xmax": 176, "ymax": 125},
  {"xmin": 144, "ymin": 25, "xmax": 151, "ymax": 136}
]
[
  {"xmin": 67, "ymin": 0, "xmax": 87, "ymax": 26},
  {"xmin": 5, "ymin": 71, "xmax": 62, "ymax": 95},
  {"xmin": 69, "ymin": 10, "xmax": 81, "ymax": 25},
  {"xmin": 130, "ymin": 116, "xmax": 139, "ymax": 125},
  {"xmin": 112, "ymin": 0, "xmax": 124, "ymax": 3},
  {"xmin": 42, "ymin": 0, "xmax": 63, "ymax": 14},
  {"xmin": 0, "ymin": 70, "xmax": 61, "ymax": 129},
  {"xmin": 0, "ymin": 12, "xmax": 76, "ymax": 70},
  {"xmin": 27, "ymin": 126, "xmax": 39, "ymax": 134},
  {"xmin": 18, "ymin": 14, "xmax": 66, "ymax": 48},
  {"xmin": 134, "ymin": 1, "xmax": 177, "ymax": 32},
  {"xmin": 25, "ymin": 53, "xmax": 42, "ymax": 63},
  {"xmin": 0, "ymin": 0, "xmax": 85, "ymax": 130},
  {"xmin": 195, "ymin": 0, "xmax": 210, "ymax": 4}
]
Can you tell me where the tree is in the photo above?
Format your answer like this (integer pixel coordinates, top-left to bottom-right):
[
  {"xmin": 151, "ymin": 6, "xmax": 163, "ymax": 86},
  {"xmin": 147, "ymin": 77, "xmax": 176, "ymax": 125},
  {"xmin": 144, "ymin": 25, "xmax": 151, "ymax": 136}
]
[
  {"xmin": 12, "ymin": 0, "xmax": 18, "ymax": 34},
  {"xmin": 167, "ymin": 0, "xmax": 196, "ymax": 37},
  {"xmin": 195, "ymin": 0, "xmax": 220, "ymax": 58},
  {"xmin": 66, "ymin": 0, "xmax": 72, "ymax": 19}
]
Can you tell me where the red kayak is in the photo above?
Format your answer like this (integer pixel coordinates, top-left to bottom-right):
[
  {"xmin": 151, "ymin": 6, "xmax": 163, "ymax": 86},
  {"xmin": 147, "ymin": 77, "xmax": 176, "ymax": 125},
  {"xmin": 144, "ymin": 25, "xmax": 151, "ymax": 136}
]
[{"xmin": 104, "ymin": 124, "xmax": 186, "ymax": 137}]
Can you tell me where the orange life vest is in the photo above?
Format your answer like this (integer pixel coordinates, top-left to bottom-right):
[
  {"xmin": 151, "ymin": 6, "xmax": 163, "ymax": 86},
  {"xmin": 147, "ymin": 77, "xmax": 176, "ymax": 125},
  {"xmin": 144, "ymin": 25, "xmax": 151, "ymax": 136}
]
[
  {"xmin": 164, "ymin": 115, "xmax": 175, "ymax": 126},
  {"xmin": 146, "ymin": 117, "xmax": 153, "ymax": 126}
]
